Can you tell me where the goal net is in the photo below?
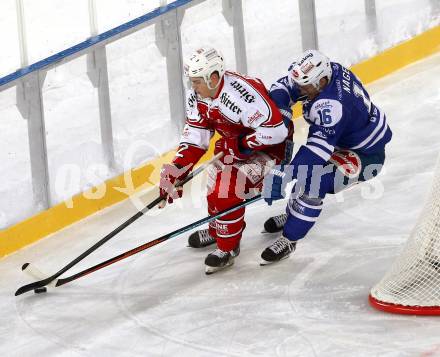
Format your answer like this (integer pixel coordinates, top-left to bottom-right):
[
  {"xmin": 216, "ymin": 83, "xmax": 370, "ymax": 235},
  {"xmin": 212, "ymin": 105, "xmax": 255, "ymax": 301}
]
[{"xmin": 369, "ymin": 155, "xmax": 440, "ymax": 315}]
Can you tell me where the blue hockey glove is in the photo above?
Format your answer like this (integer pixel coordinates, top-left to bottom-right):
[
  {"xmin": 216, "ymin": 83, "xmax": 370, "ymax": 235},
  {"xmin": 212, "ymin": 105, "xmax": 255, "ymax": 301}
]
[{"xmin": 262, "ymin": 164, "xmax": 292, "ymax": 205}]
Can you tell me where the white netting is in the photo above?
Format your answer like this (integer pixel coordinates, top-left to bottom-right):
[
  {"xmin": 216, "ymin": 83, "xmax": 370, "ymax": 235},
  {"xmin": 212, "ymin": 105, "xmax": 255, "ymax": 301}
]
[{"xmin": 370, "ymin": 155, "xmax": 440, "ymax": 311}]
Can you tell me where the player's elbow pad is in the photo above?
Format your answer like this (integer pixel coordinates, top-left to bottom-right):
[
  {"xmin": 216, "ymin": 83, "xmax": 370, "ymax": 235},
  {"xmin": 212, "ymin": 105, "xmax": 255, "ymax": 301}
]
[{"xmin": 268, "ymin": 124, "xmax": 289, "ymax": 145}]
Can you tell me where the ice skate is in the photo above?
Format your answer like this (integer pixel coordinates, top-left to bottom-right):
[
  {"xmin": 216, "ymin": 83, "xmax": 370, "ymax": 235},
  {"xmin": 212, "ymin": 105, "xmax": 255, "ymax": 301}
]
[
  {"xmin": 188, "ymin": 229, "xmax": 216, "ymax": 248},
  {"xmin": 205, "ymin": 247, "xmax": 240, "ymax": 275},
  {"xmin": 260, "ymin": 236, "xmax": 296, "ymax": 265},
  {"xmin": 263, "ymin": 213, "xmax": 287, "ymax": 233}
]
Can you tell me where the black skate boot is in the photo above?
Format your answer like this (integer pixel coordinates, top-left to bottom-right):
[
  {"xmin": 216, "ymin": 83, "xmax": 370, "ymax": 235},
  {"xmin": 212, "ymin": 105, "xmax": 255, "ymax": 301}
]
[
  {"xmin": 188, "ymin": 229, "xmax": 216, "ymax": 248},
  {"xmin": 260, "ymin": 236, "xmax": 296, "ymax": 265},
  {"xmin": 263, "ymin": 213, "xmax": 287, "ymax": 233},
  {"xmin": 205, "ymin": 247, "xmax": 240, "ymax": 275}
]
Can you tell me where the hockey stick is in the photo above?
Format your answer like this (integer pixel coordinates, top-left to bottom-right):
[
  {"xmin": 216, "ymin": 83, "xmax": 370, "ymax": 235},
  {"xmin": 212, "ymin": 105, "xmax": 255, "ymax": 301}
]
[
  {"xmin": 21, "ymin": 263, "xmax": 56, "ymax": 286},
  {"xmin": 25, "ymin": 195, "xmax": 262, "ymax": 293},
  {"xmin": 15, "ymin": 152, "xmax": 223, "ymax": 296}
]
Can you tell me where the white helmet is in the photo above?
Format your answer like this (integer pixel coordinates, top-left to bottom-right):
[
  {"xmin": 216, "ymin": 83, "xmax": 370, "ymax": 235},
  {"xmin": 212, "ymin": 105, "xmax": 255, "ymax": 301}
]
[
  {"xmin": 288, "ymin": 49, "xmax": 332, "ymax": 89},
  {"xmin": 184, "ymin": 46, "xmax": 225, "ymax": 90}
]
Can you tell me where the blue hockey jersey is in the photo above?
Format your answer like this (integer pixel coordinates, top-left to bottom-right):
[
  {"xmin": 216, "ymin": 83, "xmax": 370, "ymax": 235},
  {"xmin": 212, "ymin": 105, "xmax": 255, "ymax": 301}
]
[{"xmin": 269, "ymin": 62, "xmax": 392, "ymax": 167}]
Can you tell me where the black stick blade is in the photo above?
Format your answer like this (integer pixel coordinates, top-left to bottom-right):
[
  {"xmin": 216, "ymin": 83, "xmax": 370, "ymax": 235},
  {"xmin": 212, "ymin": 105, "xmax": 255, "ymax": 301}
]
[{"xmin": 15, "ymin": 278, "xmax": 52, "ymax": 296}]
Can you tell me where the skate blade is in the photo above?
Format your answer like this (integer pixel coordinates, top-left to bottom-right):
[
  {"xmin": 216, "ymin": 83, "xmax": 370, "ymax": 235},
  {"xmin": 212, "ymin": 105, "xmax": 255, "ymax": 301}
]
[
  {"xmin": 205, "ymin": 260, "xmax": 234, "ymax": 275},
  {"xmin": 261, "ymin": 229, "xmax": 283, "ymax": 234},
  {"xmin": 187, "ymin": 244, "xmax": 215, "ymax": 249},
  {"xmin": 260, "ymin": 254, "xmax": 290, "ymax": 266}
]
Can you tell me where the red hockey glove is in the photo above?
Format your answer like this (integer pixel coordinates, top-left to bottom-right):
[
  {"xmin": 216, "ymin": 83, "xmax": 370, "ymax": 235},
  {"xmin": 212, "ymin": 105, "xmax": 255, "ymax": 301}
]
[
  {"xmin": 159, "ymin": 163, "xmax": 190, "ymax": 206},
  {"xmin": 214, "ymin": 137, "xmax": 252, "ymax": 162}
]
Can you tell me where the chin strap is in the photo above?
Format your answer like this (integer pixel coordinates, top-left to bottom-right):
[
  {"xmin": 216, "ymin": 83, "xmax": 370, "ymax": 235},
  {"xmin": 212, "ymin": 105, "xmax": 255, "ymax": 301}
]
[{"xmin": 206, "ymin": 72, "xmax": 224, "ymax": 90}]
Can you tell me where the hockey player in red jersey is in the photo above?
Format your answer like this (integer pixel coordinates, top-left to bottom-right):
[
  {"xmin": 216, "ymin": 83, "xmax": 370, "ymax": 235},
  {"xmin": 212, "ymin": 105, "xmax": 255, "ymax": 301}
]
[{"xmin": 159, "ymin": 47, "xmax": 293, "ymax": 274}]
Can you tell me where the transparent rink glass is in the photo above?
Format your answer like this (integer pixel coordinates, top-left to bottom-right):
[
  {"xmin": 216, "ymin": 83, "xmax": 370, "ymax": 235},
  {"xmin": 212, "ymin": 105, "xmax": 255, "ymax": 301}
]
[
  {"xmin": 42, "ymin": 56, "xmax": 111, "ymax": 206},
  {"xmin": 106, "ymin": 24, "xmax": 179, "ymax": 177},
  {"xmin": 316, "ymin": 0, "xmax": 440, "ymax": 67},
  {"xmin": 23, "ymin": 0, "xmax": 90, "ymax": 65},
  {"xmin": 242, "ymin": 0, "xmax": 303, "ymax": 85},
  {"xmin": 0, "ymin": 87, "xmax": 36, "ymax": 229}
]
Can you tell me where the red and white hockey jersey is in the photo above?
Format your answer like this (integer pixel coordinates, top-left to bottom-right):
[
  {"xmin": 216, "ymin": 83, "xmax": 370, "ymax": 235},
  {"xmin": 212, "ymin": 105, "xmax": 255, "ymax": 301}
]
[{"xmin": 173, "ymin": 71, "xmax": 292, "ymax": 168}]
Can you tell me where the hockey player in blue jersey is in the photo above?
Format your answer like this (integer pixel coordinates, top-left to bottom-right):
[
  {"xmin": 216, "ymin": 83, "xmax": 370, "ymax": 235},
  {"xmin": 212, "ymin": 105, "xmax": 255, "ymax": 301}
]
[{"xmin": 260, "ymin": 49, "xmax": 392, "ymax": 264}]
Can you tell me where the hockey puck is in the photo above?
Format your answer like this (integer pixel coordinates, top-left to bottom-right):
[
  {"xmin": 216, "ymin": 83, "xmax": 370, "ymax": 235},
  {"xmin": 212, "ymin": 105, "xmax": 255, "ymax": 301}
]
[{"xmin": 34, "ymin": 287, "xmax": 47, "ymax": 294}]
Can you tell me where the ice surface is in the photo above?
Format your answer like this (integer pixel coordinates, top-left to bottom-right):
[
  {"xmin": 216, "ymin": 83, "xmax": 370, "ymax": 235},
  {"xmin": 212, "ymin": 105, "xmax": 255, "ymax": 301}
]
[{"xmin": 1, "ymin": 53, "xmax": 440, "ymax": 356}]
